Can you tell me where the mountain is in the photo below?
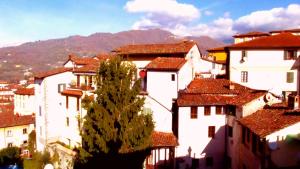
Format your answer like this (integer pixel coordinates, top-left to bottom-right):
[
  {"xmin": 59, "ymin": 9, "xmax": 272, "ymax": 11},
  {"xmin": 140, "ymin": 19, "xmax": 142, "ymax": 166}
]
[{"xmin": 0, "ymin": 29, "xmax": 225, "ymax": 81}]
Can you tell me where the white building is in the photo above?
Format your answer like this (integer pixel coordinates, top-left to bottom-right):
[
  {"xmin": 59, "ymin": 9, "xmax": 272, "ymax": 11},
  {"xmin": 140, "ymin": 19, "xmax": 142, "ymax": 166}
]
[
  {"xmin": 0, "ymin": 112, "xmax": 35, "ymax": 149},
  {"xmin": 176, "ymin": 78, "xmax": 280, "ymax": 169},
  {"xmin": 239, "ymin": 107, "xmax": 300, "ymax": 169},
  {"xmin": 143, "ymin": 57, "xmax": 193, "ymax": 169},
  {"xmin": 14, "ymin": 87, "xmax": 35, "ymax": 116},
  {"xmin": 227, "ymin": 32, "xmax": 300, "ymax": 97},
  {"xmin": 232, "ymin": 32, "xmax": 269, "ymax": 44}
]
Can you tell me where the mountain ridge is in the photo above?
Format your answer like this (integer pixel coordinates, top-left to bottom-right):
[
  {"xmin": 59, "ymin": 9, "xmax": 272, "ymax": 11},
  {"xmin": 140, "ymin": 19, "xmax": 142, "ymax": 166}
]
[{"xmin": 0, "ymin": 29, "xmax": 225, "ymax": 81}]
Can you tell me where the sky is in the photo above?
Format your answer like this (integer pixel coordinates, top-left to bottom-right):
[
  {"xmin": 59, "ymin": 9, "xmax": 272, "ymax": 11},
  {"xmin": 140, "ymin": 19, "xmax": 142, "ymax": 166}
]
[{"xmin": 0, "ymin": 0, "xmax": 300, "ymax": 47}]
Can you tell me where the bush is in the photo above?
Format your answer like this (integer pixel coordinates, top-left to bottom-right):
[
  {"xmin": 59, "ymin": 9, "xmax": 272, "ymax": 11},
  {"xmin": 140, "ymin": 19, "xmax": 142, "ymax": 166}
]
[{"xmin": 0, "ymin": 147, "xmax": 22, "ymax": 167}]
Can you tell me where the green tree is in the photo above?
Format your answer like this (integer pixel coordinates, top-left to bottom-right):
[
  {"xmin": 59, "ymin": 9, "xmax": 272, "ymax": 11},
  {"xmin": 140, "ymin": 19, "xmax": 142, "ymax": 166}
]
[
  {"xmin": 0, "ymin": 147, "xmax": 22, "ymax": 167},
  {"xmin": 76, "ymin": 56, "xmax": 154, "ymax": 169}
]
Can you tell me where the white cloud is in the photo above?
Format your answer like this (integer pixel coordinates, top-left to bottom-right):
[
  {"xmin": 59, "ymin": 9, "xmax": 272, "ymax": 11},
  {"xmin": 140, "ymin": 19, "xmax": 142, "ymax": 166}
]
[
  {"xmin": 125, "ymin": 0, "xmax": 200, "ymax": 21},
  {"xmin": 126, "ymin": 2, "xmax": 300, "ymax": 41},
  {"xmin": 125, "ymin": 0, "xmax": 200, "ymax": 29},
  {"xmin": 204, "ymin": 10, "xmax": 213, "ymax": 16},
  {"xmin": 234, "ymin": 4, "xmax": 300, "ymax": 32}
]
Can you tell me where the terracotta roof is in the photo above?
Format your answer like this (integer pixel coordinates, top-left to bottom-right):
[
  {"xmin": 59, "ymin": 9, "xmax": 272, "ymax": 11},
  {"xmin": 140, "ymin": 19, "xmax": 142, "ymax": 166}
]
[
  {"xmin": 14, "ymin": 88, "xmax": 34, "ymax": 95},
  {"xmin": 34, "ymin": 67, "xmax": 72, "ymax": 79},
  {"xmin": 228, "ymin": 32, "xmax": 300, "ymax": 49},
  {"xmin": 145, "ymin": 57, "xmax": 187, "ymax": 71},
  {"xmin": 65, "ymin": 54, "xmax": 97, "ymax": 65},
  {"xmin": 94, "ymin": 53, "xmax": 111, "ymax": 60},
  {"xmin": 207, "ymin": 46, "xmax": 226, "ymax": 52},
  {"xmin": 239, "ymin": 109, "xmax": 300, "ymax": 137},
  {"xmin": 0, "ymin": 112, "xmax": 35, "ymax": 128},
  {"xmin": 177, "ymin": 78, "xmax": 266, "ymax": 106},
  {"xmin": 0, "ymin": 80, "xmax": 8, "ymax": 84},
  {"xmin": 151, "ymin": 131, "xmax": 178, "ymax": 147},
  {"xmin": 233, "ymin": 31, "xmax": 270, "ymax": 38},
  {"xmin": 201, "ymin": 56, "xmax": 226, "ymax": 64},
  {"xmin": 113, "ymin": 41, "xmax": 196, "ymax": 55},
  {"xmin": 61, "ymin": 89, "xmax": 83, "ymax": 97},
  {"xmin": 270, "ymin": 28, "xmax": 300, "ymax": 33},
  {"xmin": 73, "ymin": 64, "xmax": 99, "ymax": 74},
  {"xmin": 184, "ymin": 78, "xmax": 251, "ymax": 94}
]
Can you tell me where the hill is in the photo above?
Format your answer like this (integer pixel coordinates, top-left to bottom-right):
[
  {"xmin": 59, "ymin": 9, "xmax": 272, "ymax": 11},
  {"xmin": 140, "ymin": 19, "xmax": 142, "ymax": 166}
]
[{"xmin": 0, "ymin": 29, "xmax": 225, "ymax": 81}]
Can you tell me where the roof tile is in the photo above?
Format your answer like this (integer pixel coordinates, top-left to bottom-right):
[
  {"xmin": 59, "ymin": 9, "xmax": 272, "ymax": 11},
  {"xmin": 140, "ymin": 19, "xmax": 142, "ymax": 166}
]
[{"xmin": 146, "ymin": 57, "xmax": 187, "ymax": 71}]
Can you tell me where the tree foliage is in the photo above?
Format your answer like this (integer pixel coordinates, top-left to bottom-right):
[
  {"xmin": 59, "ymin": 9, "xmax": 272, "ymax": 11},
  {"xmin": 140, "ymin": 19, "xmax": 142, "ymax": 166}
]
[
  {"xmin": 76, "ymin": 56, "xmax": 154, "ymax": 168},
  {"xmin": 0, "ymin": 147, "xmax": 22, "ymax": 167}
]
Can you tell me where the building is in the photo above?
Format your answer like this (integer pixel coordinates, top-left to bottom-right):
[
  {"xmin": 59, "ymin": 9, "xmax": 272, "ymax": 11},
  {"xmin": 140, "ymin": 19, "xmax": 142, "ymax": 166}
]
[
  {"xmin": 232, "ymin": 32, "xmax": 270, "ymax": 44},
  {"xmin": 227, "ymin": 32, "xmax": 300, "ymax": 97},
  {"xmin": 0, "ymin": 112, "xmax": 35, "ymax": 149},
  {"xmin": 143, "ymin": 57, "xmax": 193, "ymax": 169},
  {"xmin": 270, "ymin": 28, "xmax": 300, "ymax": 36},
  {"xmin": 175, "ymin": 78, "xmax": 280, "ymax": 169},
  {"xmin": 113, "ymin": 40, "xmax": 202, "ymax": 76},
  {"xmin": 239, "ymin": 107, "xmax": 300, "ymax": 169},
  {"xmin": 14, "ymin": 86, "xmax": 35, "ymax": 116}
]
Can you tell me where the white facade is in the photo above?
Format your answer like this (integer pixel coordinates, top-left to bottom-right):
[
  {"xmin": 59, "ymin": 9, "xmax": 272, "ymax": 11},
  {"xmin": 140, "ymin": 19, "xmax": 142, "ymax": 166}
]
[
  {"xmin": 35, "ymin": 71, "xmax": 77, "ymax": 151},
  {"xmin": 146, "ymin": 62, "xmax": 193, "ymax": 132},
  {"xmin": 229, "ymin": 50, "xmax": 298, "ymax": 95},
  {"xmin": 14, "ymin": 93, "xmax": 35, "ymax": 116},
  {"xmin": 0, "ymin": 124, "xmax": 35, "ymax": 149},
  {"xmin": 177, "ymin": 106, "xmax": 226, "ymax": 169}
]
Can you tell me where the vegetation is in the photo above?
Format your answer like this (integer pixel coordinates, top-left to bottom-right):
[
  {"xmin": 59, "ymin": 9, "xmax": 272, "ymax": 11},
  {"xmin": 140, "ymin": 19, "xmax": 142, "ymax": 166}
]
[
  {"xmin": 0, "ymin": 147, "xmax": 22, "ymax": 167},
  {"xmin": 23, "ymin": 151, "xmax": 51, "ymax": 169},
  {"xmin": 75, "ymin": 56, "xmax": 154, "ymax": 169}
]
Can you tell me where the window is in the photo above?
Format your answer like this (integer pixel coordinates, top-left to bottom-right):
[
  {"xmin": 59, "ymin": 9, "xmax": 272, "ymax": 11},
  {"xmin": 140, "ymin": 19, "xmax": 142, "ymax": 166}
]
[
  {"xmin": 7, "ymin": 130, "xmax": 12, "ymax": 137},
  {"xmin": 77, "ymin": 97, "xmax": 80, "ymax": 111},
  {"xmin": 208, "ymin": 126, "xmax": 215, "ymax": 138},
  {"xmin": 204, "ymin": 106, "xmax": 211, "ymax": 116},
  {"xmin": 241, "ymin": 71, "xmax": 248, "ymax": 83},
  {"xmin": 240, "ymin": 50, "xmax": 247, "ymax": 63},
  {"xmin": 191, "ymin": 158, "xmax": 199, "ymax": 169},
  {"xmin": 39, "ymin": 106, "xmax": 42, "ymax": 116},
  {"xmin": 228, "ymin": 126, "xmax": 233, "ymax": 137},
  {"xmin": 287, "ymin": 72, "xmax": 294, "ymax": 83},
  {"xmin": 58, "ymin": 83, "xmax": 66, "ymax": 93},
  {"xmin": 284, "ymin": 50, "xmax": 297, "ymax": 60},
  {"xmin": 252, "ymin": 134, "xmax": 257, "ymax": 154},
  {"xmin": 171, "ymin": 74, "xmax": 175, "ymax": 81},
  {"xmin": 23, "ymin": 140, "xmax": 28, "ymax": 144},
  {"xmin": 216, "ymin": 106, "xmax": 222, "ymax": 115},
  {"xmin": 23, "ymin": 128, "xmax": 27, "ymax": 134},
  {"xmin": 7, "ymin": 143, "xmax": 13, "ymax": 147},
  {"xmin": 66, "ymin": 117, "xmax": 70, "ymax": 127},
  {"xmin": 66, "ymin": 96, "xmax": 69, "ymax": 109},
  {"xmin": 40, "ymin": 126, "xmax": 42, "ymax": 136},
  {"xmin": 191, "ymin": 107, "xmax": 197, "ymax": 119},
  {"xmin": 226, "ymin": 106, "xmax": 236, "ymax": 116},
  {"xmin": 227, "ymin": 156, "xmax": 232, "ymax": 168},
  {"xmin": 242, "ymin": 127, "xmax": 246, "ymax": 144},
  {"xmin": 205, "ymin": 157, "xmax": 213, "ymax": 167}
]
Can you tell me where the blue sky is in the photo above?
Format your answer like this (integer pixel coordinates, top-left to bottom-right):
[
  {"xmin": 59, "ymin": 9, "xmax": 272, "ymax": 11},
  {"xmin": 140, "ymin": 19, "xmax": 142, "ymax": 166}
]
[{"xmin": 0, "ymin": 0, "xmax": 300, "ymax": 46}]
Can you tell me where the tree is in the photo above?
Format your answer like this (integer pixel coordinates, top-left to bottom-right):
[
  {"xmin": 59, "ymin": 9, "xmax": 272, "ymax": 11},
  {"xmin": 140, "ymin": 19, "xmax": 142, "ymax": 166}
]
[{"xmin": 76, "ymin": 56, "xmax": 154, "ymax": 169}]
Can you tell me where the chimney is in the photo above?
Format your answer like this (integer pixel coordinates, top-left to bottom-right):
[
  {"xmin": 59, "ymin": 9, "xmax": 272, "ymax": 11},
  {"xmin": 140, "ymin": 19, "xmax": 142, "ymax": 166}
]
[
  {"xmin": 229, "ymin": 82, "xmax": 235, "ymax": 90},
  {"xmin": 288, "ymin": 93, "xmax": 299, "ymax": 109}
]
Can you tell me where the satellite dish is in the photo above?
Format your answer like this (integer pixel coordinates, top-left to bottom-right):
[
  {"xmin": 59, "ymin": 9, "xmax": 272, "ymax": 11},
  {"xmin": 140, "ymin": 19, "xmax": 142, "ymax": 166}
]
[
  {"xmin": 268, "ymin": 141, "xmax": 278, "ymax": 150},
  {"xmin": 44, "ymin": 164, "xmax": 54, "ymax": 169}
]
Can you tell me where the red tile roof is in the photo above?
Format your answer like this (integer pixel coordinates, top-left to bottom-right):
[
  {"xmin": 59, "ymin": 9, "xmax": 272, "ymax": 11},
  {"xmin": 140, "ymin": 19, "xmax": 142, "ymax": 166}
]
[
  {"xmin": 65, "ymin": 54, "xmax": 97, "ymax": 65},
  {"xmin": 0, "ymin": 112, "xmax": 35, "ymax": 128},
  {"xmin": 177, "ymin": 78, "xmax": 266, "ymax": 106},
  {"xmin": 228, "ymin": 32, "xmax": 300, "ymax": 49},
  {"xmin": 73, "ymin": 64, "xmax": 99, "ymax": 74},
  {"xmin": 151, "ymin": 131, "xmax": 178, "ymax": 147},
  {"xmin": 270, "ymin": 28, "xmax": 300, "ymax": 34},
  {"xmin": 14, "ymin": 88, "xmax": 34, "ymax": 95},
  {"xmin": 113, "ymin": 41, "xmax": 196, "ymax": 55},
  {"xmin": 207, "ymin": 46, "xmax": 226, "ymax": 52},
  {"xmin": 61, "ymin": 89, "xmax": 83, "ymax": 97},
  {"xmin": 145, "ymin": 57, "xmax": 187, "ymax": 71},
  {"xmin": 233, "ymin": 31, "xmax": 270, "ymax": 38},
  {"xmin": 34, "ymin": 67, "xmax": 72, "ymax": 79},
  {"xmin": 239, "ymin": 109, "xmax": 300, "ymax": 137}
]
